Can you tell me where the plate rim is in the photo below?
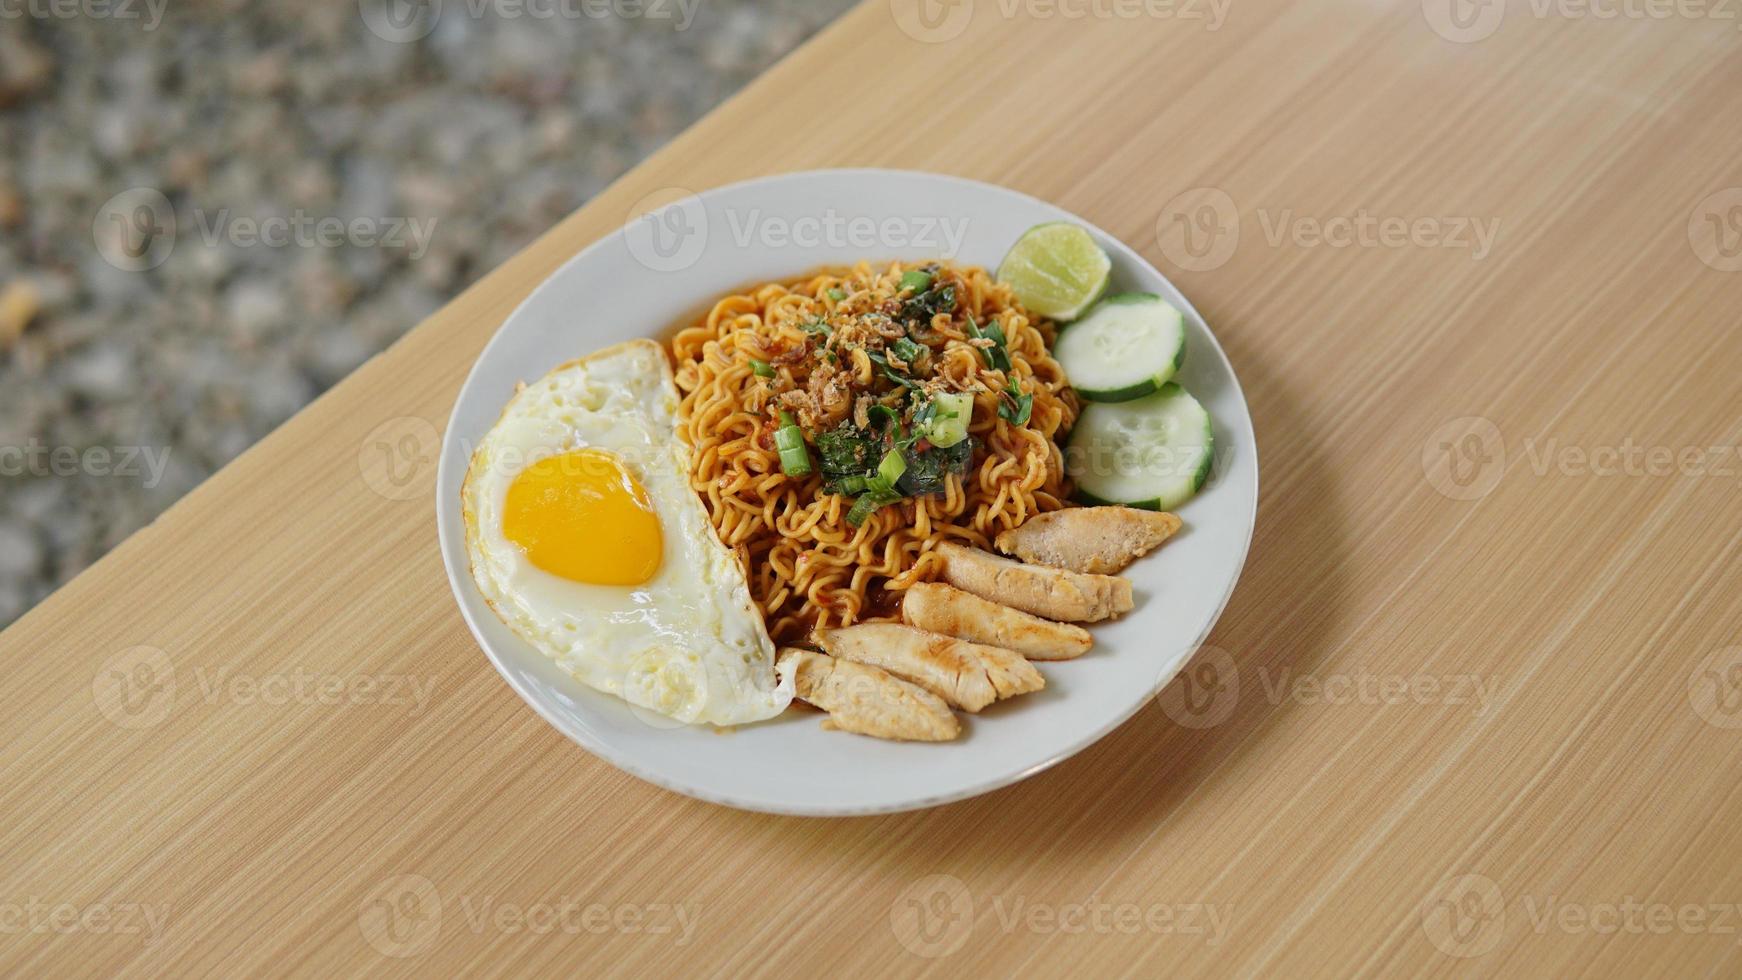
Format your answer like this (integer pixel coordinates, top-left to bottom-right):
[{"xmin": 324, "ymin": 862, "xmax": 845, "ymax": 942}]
[{"xmin": 435, "ymin": 167, "xmax": 1259, "ymax": 816}]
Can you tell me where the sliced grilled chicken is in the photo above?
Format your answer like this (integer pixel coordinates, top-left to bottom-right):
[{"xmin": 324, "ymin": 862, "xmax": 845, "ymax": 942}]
[
  {"xmin": 813, "ymin": 623, "xmax": 1043, "ymax": 712},
  {"xmin": 994, "ymin": 507, "xmax": 1182, "ymax": 574},
  {"xmin": 934, "ymin": 542, "xmax": 1133, "ymax": 623},
  {"xmin": 778, "ymin": 648, "xmax": 959, "ymax": 742},
  {"xmin": 901, "ymin": 582, "xmax": 1092, "ymax": 661}
]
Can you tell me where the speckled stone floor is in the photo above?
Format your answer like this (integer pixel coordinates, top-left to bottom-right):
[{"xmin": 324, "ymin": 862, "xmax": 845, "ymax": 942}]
[{"xmin": 0, "ymin": 0, "xmax": 857, "ymax": 625}]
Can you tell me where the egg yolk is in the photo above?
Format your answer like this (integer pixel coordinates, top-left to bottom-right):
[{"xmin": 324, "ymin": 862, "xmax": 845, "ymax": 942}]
[{"xmin": 502, "ymin": 449, "xmax": 662, "ymax": 586}]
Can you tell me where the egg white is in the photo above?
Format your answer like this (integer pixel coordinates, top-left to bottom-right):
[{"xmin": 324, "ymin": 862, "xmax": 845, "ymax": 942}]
[{"xmin": 462, "ymin": 339, "xmax": 792, "ymax": 727}]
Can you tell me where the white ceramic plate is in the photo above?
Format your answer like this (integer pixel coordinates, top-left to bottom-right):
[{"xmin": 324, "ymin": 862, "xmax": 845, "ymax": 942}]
[{"xmin": 437, "ymin": 169, "xmax": 1257, "ymax": 815}]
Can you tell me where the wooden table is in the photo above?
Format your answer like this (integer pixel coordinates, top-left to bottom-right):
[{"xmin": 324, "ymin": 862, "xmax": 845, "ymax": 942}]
[{"xmin": 5, "ymin": 0, "xmax": 1741, "ymax": 975}]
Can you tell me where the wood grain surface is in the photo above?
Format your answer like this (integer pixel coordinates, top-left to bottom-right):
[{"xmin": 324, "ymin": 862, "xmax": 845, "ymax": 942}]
[{"xmin": 4, "ymin": 0, "xmax": 1741, "ymax": 975}]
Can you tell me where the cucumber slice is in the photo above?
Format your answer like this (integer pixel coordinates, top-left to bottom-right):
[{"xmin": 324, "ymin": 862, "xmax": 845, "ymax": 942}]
[
  {"xmin": 1066, "ymin": 383, "xmax": 1213, "ymax": 510},
  {"xmin": 1055, "ymin": 293, "xmax": 1185, "ymax": 402},
  {"xmin": 996, "ymin": 222, "xmax": 1111, "ymax": 321}
]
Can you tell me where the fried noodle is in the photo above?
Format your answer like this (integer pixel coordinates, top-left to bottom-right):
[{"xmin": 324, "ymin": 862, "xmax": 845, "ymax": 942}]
[{"xmin": 670, "ymin": 260, "xmax": 1078, "ymax": 644}]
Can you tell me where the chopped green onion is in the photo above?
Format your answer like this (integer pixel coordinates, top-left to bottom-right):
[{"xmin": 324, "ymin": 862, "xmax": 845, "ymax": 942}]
[
  {"xmin": 916, "ymin": 391, "xmax": 973, "ymax": 448},
  {"xmin": 865, "ymin": 404, "xmax": 899, "ymax": 431},
  {"xmin": 890, "ymin": 337, "xmax": 925, "ymax": 366},
  {"xmin": 984, "ymin": 322, "xmax": 1012, "ymax": 371},
  {"xmin": 998, "ymin": 377, "xmax": 1033, "ymax": 426},
  {"xmin": 774, "ymin": 410, "xmax": 812, "ymax": 477},
  {"xmin": 965, "ymin": 315, "xmax": 1012, "ymax": 372},
  {"xmin": 827, "ymin": 288, "xmax": 846, "ymax": 302},
  {"xmin": 845, "ymin": 494, "xmax": 879, "ymax": 527},
  {"xmin": 800, "ymin": 318, "xmax": 831, "ymax": 337},
  {"xmin": 749, "ymin": 358, "xmax": 774, "ymax": 378},
  {"xmin": 835, "ymin": 474, "xmax": 869, "ymax": 495},
  {"xmin": 869, "ymin": 449, "xmax": 907, "ymax": 492},
  {"xmin": 899, "ymin": 270, "xmax": 933, "ymax": 294},
  {"xmin": 901, "ymin": 283, "xmax": 955, "ymax": 325},
  {"xmin": 866, "ymin": 350, "xmax": 923, "ymax": 390},
  {"xmin": 845, "ymin": 489, "xmax": 902, "ymax": 527}
]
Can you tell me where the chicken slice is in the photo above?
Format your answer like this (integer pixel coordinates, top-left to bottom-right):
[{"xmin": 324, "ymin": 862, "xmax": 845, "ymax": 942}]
[
  {"xmin": 778, "ymin": 648, "xmax": 959, "ymax": 742},
  {"xmin": 994, "ymin": 507, "xmax": 1182, "ymax": 574},
  {"xmin": 813, "ymin": 623, "xmax": 1044, "ymax": 713},
  {"xmin": 934, "ymin": 541, "xmax": 1133, "ymax": 623},
  {"xmin": 901, "ymin": 582, "xmax": 1093, "ymax": 661}
]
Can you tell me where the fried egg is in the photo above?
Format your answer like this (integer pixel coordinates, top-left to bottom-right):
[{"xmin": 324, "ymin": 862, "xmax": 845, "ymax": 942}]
[{"xmin": 461, "ymin": 339, "xmax": 792, "ymax": 726}]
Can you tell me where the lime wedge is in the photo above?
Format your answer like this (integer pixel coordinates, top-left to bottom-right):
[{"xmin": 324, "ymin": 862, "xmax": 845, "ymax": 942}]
[{"xmin": 996, "ymin": 222, "xmax": 1112, "ymax": 321}]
